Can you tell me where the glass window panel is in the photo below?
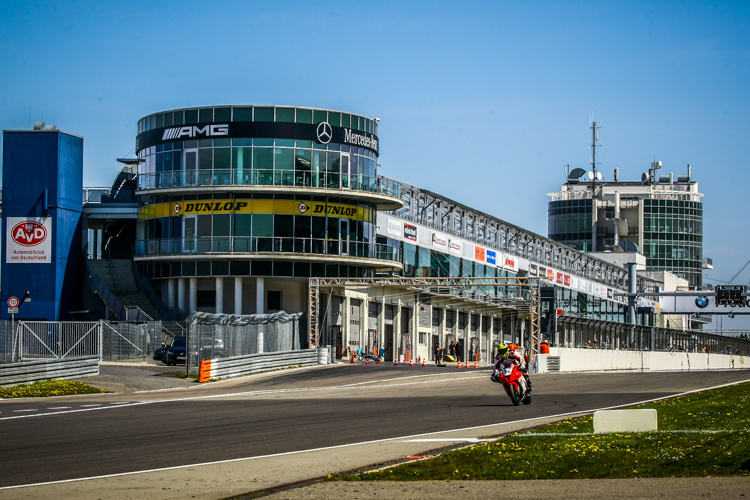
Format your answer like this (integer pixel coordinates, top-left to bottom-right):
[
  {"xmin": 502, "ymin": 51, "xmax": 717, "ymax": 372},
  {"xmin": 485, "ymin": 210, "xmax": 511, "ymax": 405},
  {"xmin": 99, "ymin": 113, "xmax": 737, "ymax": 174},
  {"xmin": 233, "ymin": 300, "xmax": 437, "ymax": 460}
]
[
  {"xmin": 327, "ymin": 217, "xmax": 339, "ymax": 239},
  {"xmin": 234, "ymin": 214, "xmax": 252, "ymax": 236},
  {"xmin": 252, "ymin": 214, "xmax": 273, "ymax": 236},
  {"xmin": 275, "ymin": 139, "xmax": 295, "ymax": 147},
  {"xmin": 312, "ymin": 217, "xmax": 326, "ymax": 239},
  {"xmin": 197, "ymin": 214, "xmax": 212, "ymax": 237},
  {"xmin": 233, "ymin": 107, "xmax": 252, "ymax": 122},
  {"xmin": 296, "ymin": 108, "xmax": 312, "ymax": 124},
  {"xmin": 276, "ymin": 107, "xmax": 295, "ymax": 122},
  {"xmin": 214, "ymin": 214, "xmax": 230, "ymax": 236},
  {"xmin": 341, "ymin": 113, "xmax": 351, "ymax": 128},
  {"xmin": 295, "ymin": 215, "xmax": 311, "ymax": 238},
  {"xmin": 328, "ymin": 112, "xmax": 341, "ymax": 127},
  {"xmin": 156, "ymin": 114, "xmax": 164, "ymax": 128},
  {"xmin": 313, "ymin": 110, "xmax": 327, "ymax": 124},
  {"xmin": 254, "ymin": 138, "xmax": 273, "ymax": 146},
  {"xmin": 274, "ymin": 214, "xmax": 293, "ymax": 237},
  {"xmin": 296, "ymin": 140, "xmax": 312, "ymax": 148},
  {"xmin": 275, "ymin": 148, "xmax": 294, "ymax": 170},
  {"xmin": 185, "ymin": 109, "xmax": 198, "ymax": 124},
  {"xmin": 199, "ymin": 108, "xmax": 213, "ymax": 123},
  {"xmin": 198, "ymin": 148, "xmax": 213, "ymax": 169},
  {"xmin": 254, "ymin": 107, "xmax": 274, "ymax": 122},
  {"xmin": 164, "ymin": 112, "xmax": 173, "ymax": 127},
  {"xmin": 214, "ymin": 107, "xmax": 231, "ymax": 122},
  {"xmin": 214, "ymin": 148, "xmax": 230, "ymax": 169},
  {"xmin": 213, "ymin": 138, "xmax": 230, "ymax": 147},
  {"xmin": 253, "ymin": 147, "xmax": 273, "ymax": 169}
]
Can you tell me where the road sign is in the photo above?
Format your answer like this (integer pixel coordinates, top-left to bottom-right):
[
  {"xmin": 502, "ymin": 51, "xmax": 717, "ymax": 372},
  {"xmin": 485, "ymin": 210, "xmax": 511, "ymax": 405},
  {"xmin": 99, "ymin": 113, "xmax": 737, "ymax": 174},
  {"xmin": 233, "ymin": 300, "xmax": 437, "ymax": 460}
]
[
  {"xmin": 7, "ymin": 296, "xmax": 19, "ymax": 308},
  {"xmin": 7, "ymin": 307, "xmax": 18, "ymax": 314}
]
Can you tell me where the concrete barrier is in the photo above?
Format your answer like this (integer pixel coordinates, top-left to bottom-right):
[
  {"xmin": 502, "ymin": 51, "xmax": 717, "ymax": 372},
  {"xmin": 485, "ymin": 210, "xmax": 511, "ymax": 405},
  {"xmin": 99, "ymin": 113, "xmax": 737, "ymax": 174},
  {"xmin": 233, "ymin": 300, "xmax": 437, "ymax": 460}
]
[
  {"xmin": 531, "ymin": 348, "xmax": 745, "ymax": 374},
  {"xmin": 594, "ymin": 409, "xmax": 658, "ymax": 433},
  {"xmin": 0, "ymin": 356, "xmax": 100, "ymax": 386}
]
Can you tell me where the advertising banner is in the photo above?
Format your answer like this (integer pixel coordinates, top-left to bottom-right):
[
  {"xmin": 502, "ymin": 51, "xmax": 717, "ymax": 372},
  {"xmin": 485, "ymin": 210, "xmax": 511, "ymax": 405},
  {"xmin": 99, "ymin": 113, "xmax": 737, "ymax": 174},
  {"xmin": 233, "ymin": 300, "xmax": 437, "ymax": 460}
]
[
  {"xmin": 431, "ymin": 231, "xmax": 448, "ymax": 249},
  {"xmin": 448, "ymin": 239, "xmax": 462, "ymax": 255},
  {"xmin": 502, "ymin": 254, "xmax": 518, "ymax": 272},
  {"xmin": 474, "ymin": 246, "xmax": 485, "ymax": 262},
  {"xmin": 387, "ymin": 217, "xmax": 402, "ymax": 237},
  {"xmin": 486, "ymin": 249, "xmax": 497, "ymax": 266},
  {"xmin": 404, "ymin": 223, "xmax": 417, "ymax": 242},
  {"xmin": 6, "ymin": 217, "xmax": 52, "ymax": 264}
]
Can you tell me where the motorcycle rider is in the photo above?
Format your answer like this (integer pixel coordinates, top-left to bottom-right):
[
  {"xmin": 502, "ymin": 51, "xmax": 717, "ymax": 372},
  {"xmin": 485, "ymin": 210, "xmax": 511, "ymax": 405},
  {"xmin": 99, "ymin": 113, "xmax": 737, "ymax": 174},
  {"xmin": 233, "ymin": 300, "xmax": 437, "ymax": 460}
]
[{"xmin": 492, "ymin": 343, "xmax": 533, "ymax": 392}]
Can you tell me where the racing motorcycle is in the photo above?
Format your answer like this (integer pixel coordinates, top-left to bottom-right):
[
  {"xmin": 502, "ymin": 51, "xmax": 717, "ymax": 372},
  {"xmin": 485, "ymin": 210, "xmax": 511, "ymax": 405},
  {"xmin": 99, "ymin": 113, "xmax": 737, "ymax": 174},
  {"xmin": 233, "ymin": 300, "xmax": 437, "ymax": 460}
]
[{"xmin": 492, "ymin": 358, "xmax": 532, "ymax": 406}]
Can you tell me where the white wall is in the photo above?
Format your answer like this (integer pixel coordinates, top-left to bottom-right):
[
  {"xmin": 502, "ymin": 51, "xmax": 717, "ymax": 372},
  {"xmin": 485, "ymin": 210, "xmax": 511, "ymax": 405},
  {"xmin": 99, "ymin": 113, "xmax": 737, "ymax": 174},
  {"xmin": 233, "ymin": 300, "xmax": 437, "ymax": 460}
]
[{"xmin": 532, "ymin": 347, "xmax": 747, "ymax": 373}]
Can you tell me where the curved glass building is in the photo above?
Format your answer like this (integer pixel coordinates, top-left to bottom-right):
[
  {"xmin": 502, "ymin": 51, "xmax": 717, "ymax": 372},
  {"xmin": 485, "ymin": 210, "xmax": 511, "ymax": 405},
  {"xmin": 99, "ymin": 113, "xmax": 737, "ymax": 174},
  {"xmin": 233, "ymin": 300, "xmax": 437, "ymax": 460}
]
[{"xmin": 134, "ymin": 105, "xmax": 403, "ymax": 316}]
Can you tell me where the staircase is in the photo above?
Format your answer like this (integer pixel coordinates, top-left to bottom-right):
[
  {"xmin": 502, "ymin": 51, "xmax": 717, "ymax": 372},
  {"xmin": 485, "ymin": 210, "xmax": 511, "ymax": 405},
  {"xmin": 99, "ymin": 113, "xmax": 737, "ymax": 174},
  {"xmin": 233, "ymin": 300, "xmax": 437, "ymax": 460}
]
[{"xmin": 88, "ymin": 259, "xmax": 162, "ymax": 320}]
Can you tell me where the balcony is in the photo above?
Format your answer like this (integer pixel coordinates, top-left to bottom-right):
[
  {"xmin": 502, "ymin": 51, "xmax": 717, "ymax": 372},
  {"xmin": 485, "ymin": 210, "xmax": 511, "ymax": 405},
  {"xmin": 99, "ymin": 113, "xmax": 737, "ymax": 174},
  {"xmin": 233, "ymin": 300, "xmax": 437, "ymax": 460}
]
[
  {"xmin": 136, "ymin": 169, "xmax": 403, "ymax": 208},
  {"xmin": 135, "ymin": 237, "xmax": 402, "ymax": 267}
]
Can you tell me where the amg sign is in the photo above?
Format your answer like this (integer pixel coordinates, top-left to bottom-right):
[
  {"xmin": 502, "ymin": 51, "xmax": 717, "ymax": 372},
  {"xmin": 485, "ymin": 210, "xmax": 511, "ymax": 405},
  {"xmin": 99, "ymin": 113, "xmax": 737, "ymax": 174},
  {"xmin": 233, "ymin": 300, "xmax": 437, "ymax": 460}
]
[{"xmin": 162, "ymin": 124, "xmax": 229, "ymax": 140}]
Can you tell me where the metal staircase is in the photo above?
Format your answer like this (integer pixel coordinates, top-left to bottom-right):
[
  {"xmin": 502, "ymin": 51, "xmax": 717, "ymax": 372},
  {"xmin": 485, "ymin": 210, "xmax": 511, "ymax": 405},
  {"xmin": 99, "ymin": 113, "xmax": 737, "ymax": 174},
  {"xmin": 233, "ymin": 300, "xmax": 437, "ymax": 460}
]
[{"xmin": 88, "ymin": 259, "xmax": 161, "ymax": 320}]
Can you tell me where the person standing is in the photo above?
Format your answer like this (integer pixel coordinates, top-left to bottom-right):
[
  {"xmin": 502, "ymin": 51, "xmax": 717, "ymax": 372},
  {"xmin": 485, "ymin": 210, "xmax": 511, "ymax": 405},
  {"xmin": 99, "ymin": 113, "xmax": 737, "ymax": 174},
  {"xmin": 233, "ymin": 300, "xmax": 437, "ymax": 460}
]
[{"xmin": 455, "ymin": 339, "xmax": 464, "ymax": 363}]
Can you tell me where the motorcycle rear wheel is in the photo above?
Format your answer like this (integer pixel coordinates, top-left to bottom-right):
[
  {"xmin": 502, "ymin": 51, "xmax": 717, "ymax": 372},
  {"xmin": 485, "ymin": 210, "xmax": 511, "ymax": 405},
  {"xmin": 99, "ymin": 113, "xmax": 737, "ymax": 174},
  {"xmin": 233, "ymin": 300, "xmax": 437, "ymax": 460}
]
[{"xmin": 522, "ymin": 393, "xmax": 532, "ymax": 405}]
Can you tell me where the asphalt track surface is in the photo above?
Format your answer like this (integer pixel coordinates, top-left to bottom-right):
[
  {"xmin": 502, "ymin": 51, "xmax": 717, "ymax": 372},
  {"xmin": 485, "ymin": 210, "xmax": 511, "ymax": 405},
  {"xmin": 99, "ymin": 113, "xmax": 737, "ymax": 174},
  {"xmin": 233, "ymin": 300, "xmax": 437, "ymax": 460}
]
[{"xmin": 0, "ymin": 365, "xmax": 748, "ymax": 490}]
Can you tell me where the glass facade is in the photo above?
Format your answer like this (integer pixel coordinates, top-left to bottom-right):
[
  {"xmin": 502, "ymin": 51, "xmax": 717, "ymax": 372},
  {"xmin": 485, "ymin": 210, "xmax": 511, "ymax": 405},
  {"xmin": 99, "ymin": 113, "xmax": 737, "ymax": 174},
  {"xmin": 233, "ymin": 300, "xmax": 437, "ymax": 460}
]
[
  {"xmin": 134, "ymin": 106, "xmax": 402, "ymax": 281},
  {"xmin": 547, "ymin": 199, "xmax": 593, "ymax": 251},
  {"xmin": 643, "ymin": 199, "xmax": 702, "ymax": 287}
]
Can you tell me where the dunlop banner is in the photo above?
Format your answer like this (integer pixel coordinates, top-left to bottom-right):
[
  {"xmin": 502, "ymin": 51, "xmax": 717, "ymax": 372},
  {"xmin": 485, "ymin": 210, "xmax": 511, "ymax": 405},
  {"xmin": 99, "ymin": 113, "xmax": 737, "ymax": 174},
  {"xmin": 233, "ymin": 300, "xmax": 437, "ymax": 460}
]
[{"xmin": 139, "ymin": 199, "xmax": 372, "ymax": 222}]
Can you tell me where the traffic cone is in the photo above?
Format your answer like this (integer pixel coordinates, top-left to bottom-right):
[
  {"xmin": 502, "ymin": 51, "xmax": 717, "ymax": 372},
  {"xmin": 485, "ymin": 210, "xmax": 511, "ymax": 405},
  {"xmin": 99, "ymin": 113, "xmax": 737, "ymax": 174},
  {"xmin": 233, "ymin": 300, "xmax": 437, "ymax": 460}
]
[
  {"xmin": 474, "ymin": 359, "xmax": 479, "ymax": 369},
  {"xmin": 394, "ymin": 357, "xmax": 398, "ymax": 366},
  {"xmin": 366, "ymin": 358, "xmax": 370, "ymax": 365},
  {"xmin": 457, "ymin": 360, "xmax": 462, "ymax": 369},
  {"xmin": 410, "ymin": 358, "xmax": 414, "ymax": 367},
  {"xmin": 376, "ymin": 358, "xmax": 380, "ymax": 366},
  {"xmin": 350, "ymin": 353, "xmax": 355, "ymax": 364},
  {"xmin": 422, "ymin": 357, "xmax": 427, "ymax": 367}
]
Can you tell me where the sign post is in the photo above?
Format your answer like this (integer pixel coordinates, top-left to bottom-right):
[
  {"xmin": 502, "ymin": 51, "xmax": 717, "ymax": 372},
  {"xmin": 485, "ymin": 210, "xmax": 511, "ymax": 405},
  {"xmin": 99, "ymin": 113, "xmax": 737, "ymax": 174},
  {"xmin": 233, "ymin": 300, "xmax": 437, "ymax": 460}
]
[{"xmin": 7, "ymin": 297, "xmax": 19, "ymax": 362}]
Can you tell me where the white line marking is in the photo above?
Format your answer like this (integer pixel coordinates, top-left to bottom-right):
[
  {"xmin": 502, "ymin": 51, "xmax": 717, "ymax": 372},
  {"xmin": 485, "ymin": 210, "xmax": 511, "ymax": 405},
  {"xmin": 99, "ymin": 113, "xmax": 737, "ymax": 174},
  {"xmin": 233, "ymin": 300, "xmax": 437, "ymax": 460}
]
[
  {"xmin": 79, "ymin": 404, "xmax": 101, "ymax": 407},
  {"xmin": 13, "ymin": 409, "xmax": 37, "ymax": 412},
  {"xmin": 109, "ymin": 402, "xmax": 131, "ymax": 405},
  {"xmin": 1, "ymin": 378, "xmax": 747, "ymax": 491},
  {"xmin": 47, "ymin": 407, "xmax": 71, "ymax": 410}
]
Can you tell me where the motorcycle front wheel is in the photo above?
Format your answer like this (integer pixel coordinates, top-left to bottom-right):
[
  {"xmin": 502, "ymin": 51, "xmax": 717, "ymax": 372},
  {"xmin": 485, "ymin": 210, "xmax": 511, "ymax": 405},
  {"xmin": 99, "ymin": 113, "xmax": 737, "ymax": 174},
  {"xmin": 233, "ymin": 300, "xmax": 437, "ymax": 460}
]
[{"xmin": 506, "ymin": 385, "xmax": 520, "ymax": 406}]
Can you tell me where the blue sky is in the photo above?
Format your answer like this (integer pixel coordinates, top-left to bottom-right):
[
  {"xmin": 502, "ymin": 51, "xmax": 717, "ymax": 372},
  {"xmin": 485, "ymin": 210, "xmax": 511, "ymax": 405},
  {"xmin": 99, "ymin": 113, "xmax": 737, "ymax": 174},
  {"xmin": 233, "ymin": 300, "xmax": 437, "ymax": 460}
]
[{"xmin": 1, "ymin": 1, "xmax": 749, "ymax": 328}]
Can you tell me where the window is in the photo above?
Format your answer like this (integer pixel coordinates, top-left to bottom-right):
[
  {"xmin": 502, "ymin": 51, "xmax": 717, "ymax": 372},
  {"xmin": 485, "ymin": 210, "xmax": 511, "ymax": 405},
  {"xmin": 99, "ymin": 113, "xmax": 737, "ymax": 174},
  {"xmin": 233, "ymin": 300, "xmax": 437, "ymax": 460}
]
[
  {"xmin": 267, "ymin": 291, "xmax": 282, "ymax": 311},
  {"xmin": 419, "ymin": 332, "xmax": 426, "ymax": 345}
]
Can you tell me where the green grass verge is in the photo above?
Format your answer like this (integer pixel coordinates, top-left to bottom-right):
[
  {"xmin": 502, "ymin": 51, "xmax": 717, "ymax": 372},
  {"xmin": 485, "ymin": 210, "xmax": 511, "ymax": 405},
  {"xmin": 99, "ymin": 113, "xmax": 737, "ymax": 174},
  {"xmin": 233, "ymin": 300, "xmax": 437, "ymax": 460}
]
[
  {"xmin": 336, "ymin": 381, "xmax": 750, "ymax": 481},
  {"xmin": 0, "ymin": 379, "xmax": 107, "ymax": 398}
]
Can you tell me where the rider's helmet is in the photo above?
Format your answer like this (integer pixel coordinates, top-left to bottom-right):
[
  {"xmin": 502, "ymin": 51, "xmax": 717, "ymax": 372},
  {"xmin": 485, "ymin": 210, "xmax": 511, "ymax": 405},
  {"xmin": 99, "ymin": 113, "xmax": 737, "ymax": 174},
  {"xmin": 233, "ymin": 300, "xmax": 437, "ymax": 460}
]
[{"xmin": 497, "ymin": 343, "xmax": 509, "ymax": 359}]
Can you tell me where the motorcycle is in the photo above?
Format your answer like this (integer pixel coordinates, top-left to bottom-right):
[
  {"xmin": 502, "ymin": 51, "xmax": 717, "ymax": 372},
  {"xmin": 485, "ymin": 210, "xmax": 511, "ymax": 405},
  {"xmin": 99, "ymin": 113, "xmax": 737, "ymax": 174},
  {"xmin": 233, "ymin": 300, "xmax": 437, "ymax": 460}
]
[{"xmin": 493, "ymin": 359, "xmax": 532, "ymax": 406}]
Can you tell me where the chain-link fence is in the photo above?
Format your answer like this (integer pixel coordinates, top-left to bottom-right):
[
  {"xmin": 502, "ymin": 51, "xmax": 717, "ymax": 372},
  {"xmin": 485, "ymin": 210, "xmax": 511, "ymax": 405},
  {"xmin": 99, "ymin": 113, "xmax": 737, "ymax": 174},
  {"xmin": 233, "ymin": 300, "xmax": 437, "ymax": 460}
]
[
  {"xmin": 186, "ymin": 311, "xmax": 305, "ymax": 368},
  {"xmin": 101, "ymin": 321, "xmax": 164, "ymax": 361}
]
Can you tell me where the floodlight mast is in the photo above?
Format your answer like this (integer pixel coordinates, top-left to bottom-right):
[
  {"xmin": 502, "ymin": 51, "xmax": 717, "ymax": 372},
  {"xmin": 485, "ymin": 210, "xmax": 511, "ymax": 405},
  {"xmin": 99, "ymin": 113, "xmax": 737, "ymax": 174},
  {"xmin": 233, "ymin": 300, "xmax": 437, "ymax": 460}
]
[{"xmin": 590, "ymin": 121, "xmax": 601, "ymax": 197}]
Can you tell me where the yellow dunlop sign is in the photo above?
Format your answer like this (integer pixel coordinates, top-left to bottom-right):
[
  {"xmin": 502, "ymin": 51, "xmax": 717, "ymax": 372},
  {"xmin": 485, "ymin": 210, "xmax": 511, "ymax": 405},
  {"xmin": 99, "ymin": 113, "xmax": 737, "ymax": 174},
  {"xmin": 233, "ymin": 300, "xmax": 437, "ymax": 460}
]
[{"xmin": 139, "ymin": 199, "xmax": 372, "ymax": 222}]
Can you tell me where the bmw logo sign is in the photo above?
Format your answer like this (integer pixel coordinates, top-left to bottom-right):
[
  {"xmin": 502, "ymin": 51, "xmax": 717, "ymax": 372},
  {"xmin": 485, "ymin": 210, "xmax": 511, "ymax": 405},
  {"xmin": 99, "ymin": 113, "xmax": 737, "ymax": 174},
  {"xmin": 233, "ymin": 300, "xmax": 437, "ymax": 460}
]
[{"xmin": 695, "ymin": 296, "xmax": 709, "ymax": 309}]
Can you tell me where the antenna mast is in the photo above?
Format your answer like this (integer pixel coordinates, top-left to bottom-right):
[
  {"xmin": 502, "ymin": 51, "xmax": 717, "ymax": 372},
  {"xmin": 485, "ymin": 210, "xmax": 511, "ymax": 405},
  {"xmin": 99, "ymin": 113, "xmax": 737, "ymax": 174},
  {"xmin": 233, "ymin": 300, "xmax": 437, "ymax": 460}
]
[{"xmin": 590, "ymin": 121, "xmax": 600, "ymax": 196}]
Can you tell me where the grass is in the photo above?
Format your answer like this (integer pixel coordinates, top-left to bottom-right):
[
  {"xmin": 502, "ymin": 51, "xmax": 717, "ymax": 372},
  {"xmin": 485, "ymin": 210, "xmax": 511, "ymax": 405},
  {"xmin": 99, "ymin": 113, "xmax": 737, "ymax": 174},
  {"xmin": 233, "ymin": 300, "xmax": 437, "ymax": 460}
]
[
  {"xmin": 0, "ymin": 379, "xmax": 107, "ymax": 398},
  {"xmin": 335, "ymin": 382, "xmax": 750, "ymax": 481}
]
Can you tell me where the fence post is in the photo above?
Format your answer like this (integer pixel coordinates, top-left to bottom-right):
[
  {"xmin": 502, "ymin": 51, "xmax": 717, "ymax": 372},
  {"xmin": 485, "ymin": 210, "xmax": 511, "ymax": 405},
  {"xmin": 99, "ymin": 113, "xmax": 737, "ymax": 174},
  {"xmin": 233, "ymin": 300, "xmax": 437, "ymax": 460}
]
[
  {"xmin": 99, "ymin": 320, "xmax": 104, "ymax": 361},
  {"xmin": 257, "ymin": 330, "xmax": 264, "ymax": 354}
]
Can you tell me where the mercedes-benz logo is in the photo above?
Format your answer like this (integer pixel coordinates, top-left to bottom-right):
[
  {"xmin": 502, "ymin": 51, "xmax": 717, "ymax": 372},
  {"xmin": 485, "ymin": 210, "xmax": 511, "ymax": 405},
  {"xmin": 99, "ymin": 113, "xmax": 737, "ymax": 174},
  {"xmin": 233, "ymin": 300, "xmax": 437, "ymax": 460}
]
[{"xmin": 316, "ymin": 121, "xmax": 332, "ymax": 144}]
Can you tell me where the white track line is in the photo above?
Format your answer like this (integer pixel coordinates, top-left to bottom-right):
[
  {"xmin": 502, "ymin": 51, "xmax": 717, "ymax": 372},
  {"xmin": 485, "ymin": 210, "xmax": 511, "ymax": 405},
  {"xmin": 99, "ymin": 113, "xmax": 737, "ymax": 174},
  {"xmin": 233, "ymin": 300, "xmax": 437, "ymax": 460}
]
[
  {"xmin": 0, "ymin": 373, "xmax": 486, "ymax": 421},
  {"xmin": 1, "ymin": 378, "xmax": 747, "ymax": 491}
]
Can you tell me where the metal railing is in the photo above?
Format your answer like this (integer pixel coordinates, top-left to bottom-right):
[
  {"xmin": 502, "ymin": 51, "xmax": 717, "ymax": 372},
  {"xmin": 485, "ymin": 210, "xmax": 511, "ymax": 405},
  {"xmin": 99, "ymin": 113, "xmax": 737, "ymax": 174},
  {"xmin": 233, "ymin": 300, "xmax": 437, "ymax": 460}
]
[
  {"xmin": 124, "ymin": 306, "xmax": 154, "ymax": 322},
  {"xmin": 135, "ymin": 237, "xmax": 402, "ymax": 263},
  {"xmin": 131, "ymin": 258, "xmax": 186, "ymax": 320},
  {"xmin": 137, "ymin": 170, "xmax": 402, "ymax": 199},
  {"xmin": 17, "ymin": 321, "xmax": 101, "ymax": 360}
]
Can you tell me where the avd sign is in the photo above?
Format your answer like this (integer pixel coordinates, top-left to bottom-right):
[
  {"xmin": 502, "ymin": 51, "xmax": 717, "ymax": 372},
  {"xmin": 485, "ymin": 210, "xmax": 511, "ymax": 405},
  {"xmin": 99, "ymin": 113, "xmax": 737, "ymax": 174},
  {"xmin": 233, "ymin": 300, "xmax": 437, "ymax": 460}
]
[{"xmin": 6, "ymin": 217, "xmax": 52, "ymax": 264}]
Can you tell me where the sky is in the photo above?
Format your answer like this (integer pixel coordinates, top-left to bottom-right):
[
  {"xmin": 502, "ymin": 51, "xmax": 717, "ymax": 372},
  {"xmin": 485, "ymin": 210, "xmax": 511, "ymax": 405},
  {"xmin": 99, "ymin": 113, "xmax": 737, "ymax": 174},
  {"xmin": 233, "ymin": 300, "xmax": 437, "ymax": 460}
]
[{"xmin": 1, "ymin": 0, "xmax": 749, "ymax": 329}]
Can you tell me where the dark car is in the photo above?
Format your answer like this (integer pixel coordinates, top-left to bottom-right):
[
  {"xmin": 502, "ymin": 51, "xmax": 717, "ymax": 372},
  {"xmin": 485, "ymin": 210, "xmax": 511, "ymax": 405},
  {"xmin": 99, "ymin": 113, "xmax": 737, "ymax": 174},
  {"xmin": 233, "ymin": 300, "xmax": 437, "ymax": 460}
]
[
  {"xmin": 165, "ymin": 336, "xmax": 187, "ymax": 366},
  {"xmin": 198, "ymin": 338, "xmax": 226, "ymax": 361},
  {"xmin": 153, "ymin": 345, "xmax": 169, "ymax": 362}
]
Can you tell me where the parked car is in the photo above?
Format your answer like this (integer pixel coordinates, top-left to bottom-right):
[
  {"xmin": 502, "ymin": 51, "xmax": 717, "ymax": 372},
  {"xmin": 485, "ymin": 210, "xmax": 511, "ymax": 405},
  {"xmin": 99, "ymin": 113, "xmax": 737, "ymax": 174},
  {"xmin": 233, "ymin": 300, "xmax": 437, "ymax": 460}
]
[
  {"xmin": 153, "ymin": 345, "xmax": 169, "ymax": 362},
  {"xmin": 198, "ymin": 338, "xmax": 227, "ymax": 361},
  {"xmin": 164, "ymin": 336, "xmax": 187, "ymax": 366}
]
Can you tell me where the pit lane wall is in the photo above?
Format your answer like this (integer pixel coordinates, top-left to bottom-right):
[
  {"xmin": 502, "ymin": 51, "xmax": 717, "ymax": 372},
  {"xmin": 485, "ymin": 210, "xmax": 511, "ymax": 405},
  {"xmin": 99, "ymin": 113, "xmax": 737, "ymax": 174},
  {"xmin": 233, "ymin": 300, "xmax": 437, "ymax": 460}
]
[{"xmin": 531, "ymin": 348, "xmax": 746, "ymax": 374}]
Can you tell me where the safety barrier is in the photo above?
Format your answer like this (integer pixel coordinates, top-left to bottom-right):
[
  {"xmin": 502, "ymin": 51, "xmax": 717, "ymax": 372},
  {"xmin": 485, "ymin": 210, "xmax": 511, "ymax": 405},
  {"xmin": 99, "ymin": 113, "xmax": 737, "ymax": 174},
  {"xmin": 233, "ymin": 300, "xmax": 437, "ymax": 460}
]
[
  {"xmin": 0, "ymin": 356, "xmax": 100, "ymax": 386},
  {"xmin": 201, "ymin": 348, "xmax": 318, "ymax": 381},
  {"xmin": 531, "ymin": 347, "xmax": 746, "ymax": 373}
]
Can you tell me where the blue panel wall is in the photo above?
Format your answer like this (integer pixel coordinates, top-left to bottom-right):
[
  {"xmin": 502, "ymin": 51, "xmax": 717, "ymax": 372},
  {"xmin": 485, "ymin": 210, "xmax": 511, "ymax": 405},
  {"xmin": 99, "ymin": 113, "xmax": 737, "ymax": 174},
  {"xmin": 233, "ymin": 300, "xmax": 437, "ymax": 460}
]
[{"xmin": 1, "ymin": 131, "xmax": 83, "ymax": 320}]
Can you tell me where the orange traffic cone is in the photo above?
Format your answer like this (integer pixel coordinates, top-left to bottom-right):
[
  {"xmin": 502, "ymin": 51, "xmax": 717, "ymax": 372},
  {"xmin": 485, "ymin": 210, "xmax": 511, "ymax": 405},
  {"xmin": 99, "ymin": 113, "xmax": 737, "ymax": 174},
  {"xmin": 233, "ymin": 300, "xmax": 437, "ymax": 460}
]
[
  {"xmin": 410, "ymin": 358, "xmax": 414, "ymax": 367},
  {"xmin": 365, "ymin": 358, "xmax": 370, "ymax": 365},
  {"xmin": 474, "ymin": 359, "xmax": 479, "ymax": 369},
  {"xmin": 376, "ymin": 357, "xmax": 380, "ymax": 366},
  {"xmin": 422, "ymin": 358, "xmax": 427, "ymax": 367},
  {"xmin": 457, "ymin": 360, "xmax": 462, "ymax": 369},
  {"xmin": 466, "ymin": 359, "xmax": 470, "ymax": 368},
  {"xmin": 394, "ymin": 357, "xmax": 398, "ymax": 366},
  {"xmin": 350, "ymin": 353, "xmax": 355, "ymax": 364}
]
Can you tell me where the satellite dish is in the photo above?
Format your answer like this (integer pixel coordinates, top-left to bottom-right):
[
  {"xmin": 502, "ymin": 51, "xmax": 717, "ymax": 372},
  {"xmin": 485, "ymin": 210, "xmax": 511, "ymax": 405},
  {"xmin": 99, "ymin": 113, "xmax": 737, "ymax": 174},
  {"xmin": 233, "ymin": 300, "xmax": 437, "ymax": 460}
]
[
  {"xmin": 568, "ymin": 168, "xmax": 586, "ymax": 181},
  {"xmin": 618, "ymin": 240, "xmax": 640, "ymax": 253},
  {"xmin": 587, "ymin": 171, "xmax": 595, "ymax": 180},
  {"xmin": 596, "ymin": 172, "xmax": 603, "ymax": 181},
  {"xmin": 641, "ymin": 172, "xmax": 649, "ymax": 184}
]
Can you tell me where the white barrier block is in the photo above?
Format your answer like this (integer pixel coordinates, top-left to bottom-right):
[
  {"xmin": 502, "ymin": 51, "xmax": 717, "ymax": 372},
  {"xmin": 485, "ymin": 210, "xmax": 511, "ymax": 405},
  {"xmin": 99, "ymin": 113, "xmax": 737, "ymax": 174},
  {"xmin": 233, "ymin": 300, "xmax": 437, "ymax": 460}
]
[{"xmin": 593, "ymin": 409, "xmax": 658, "ymax": 434}]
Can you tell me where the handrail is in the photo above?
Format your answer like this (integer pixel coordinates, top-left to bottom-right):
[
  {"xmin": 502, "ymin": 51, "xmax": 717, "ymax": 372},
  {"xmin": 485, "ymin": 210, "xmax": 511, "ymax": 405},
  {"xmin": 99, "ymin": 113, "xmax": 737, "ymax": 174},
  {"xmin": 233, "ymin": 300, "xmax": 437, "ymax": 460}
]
[
  {"xmin": 131, "ymin": 257, "xmax": 186, "ymax": 321},
  {"xmin": 124, "ymin": 306, "xmax": 154, "ymax": 322}
]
